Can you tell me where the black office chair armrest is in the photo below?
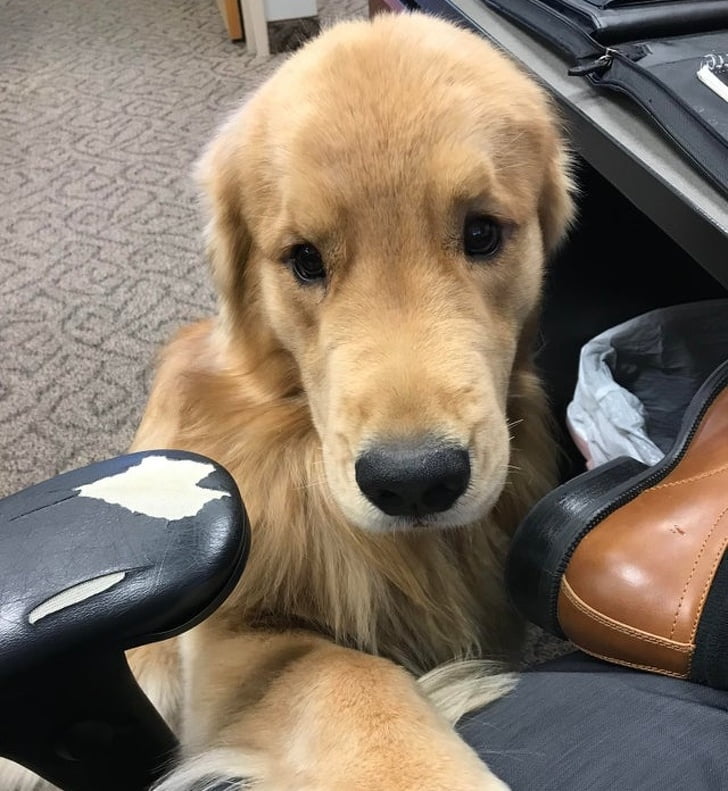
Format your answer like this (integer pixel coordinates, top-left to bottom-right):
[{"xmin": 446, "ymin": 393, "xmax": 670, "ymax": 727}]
[{"xmin": 0, "ymin": 451, "xmax": 249, "ymax": 791}]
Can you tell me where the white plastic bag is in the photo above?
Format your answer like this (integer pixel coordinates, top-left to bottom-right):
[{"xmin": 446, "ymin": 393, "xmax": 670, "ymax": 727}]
[{"xmin": 567, "ymin": 299, "xmax": 728, "ymax": 469}]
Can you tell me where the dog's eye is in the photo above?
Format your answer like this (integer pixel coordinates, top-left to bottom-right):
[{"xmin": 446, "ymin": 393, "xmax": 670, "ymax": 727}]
[
  {"xmin": 463, "ymin": 215, "xmax": 502, "ymax": 259},
  {"xmin": 288, "ymin": 243, "xmax": 326, "ymax": 284}
]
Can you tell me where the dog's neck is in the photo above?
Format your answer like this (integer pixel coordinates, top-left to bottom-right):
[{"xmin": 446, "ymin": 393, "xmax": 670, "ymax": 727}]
[{"xmin": 180, "ymin": 331, "xmax": 555, "ymax": 673}]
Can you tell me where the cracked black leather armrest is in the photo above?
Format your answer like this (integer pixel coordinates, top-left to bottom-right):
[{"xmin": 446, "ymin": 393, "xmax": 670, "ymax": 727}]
[{"xmin": 0, "ymin": 450, "xmax": 250, "ymax": 791}]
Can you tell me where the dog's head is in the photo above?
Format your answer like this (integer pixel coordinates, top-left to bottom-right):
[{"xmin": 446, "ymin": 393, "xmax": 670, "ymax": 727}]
[{"xmin": 196, "ymin": 14, "xmax": 574, "ymax": 533}]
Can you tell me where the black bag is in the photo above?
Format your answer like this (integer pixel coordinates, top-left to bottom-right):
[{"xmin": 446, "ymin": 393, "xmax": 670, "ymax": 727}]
[
  {"xmin": 527, "ymin": 0, "xmax": 728, "ymax": 44},
  {"xmin": 482, "ymin": 0, "xmax": 728, "ymax": 197}
]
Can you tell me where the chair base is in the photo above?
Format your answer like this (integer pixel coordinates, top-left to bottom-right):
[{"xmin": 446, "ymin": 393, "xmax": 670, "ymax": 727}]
[{"xmin": 0, "ymin": 652, "xmax": 176, "ymax": 791}]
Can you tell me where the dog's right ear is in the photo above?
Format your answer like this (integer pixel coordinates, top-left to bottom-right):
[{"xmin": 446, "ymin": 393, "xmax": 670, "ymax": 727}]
[
  {"xmin": 194, "ymin": 105, "xmax": 254, "ymax": 322},
  {"xmin": 538, "ymin": 136, "xmax": 576, "ymax": 258}
]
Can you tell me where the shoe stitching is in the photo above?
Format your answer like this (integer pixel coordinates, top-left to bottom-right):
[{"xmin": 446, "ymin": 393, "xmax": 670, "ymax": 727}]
[
  {"xmin": 670, "ymin": 502, "xmax": 728, "ymax": 640},
  {"xmin": 568, "ymin": 641, "xmax": 689, "ymax": 678},
  {"xmin": 652, "ymin": 462, "xmax": 728, "ymax": 490},
  {"xmin": 690, "ymin": 505, "xmax": 728, "ymax": 643},
  {"xmin": 562, "ymin": 578, "xmax": 692, "ymax": 651}
]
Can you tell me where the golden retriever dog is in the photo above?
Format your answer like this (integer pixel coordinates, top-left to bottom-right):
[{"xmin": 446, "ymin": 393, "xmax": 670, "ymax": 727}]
[{"xmin": 2, "ymin": 11, "xmax": 573, "ymax": 791}]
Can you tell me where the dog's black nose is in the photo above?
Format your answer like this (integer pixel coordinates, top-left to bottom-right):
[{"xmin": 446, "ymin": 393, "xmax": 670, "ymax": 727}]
[{"xmin": 355, "ymin": 442, "xmax": 470, "ymax": 518}]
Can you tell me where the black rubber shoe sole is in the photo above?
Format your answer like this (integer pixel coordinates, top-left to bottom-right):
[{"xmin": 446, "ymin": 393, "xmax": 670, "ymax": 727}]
[{"xmin": 506, "ymin": 358, "xmax": 728, "ymax": 639}]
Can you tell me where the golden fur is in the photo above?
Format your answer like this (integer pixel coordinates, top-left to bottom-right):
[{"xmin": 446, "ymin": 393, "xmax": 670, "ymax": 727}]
[{"xmin": 3, "ymin": 12, "xmax": 574, "ymax": 790}]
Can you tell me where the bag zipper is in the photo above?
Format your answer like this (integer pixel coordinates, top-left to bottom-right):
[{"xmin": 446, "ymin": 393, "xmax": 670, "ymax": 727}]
[
  {"xmin": 568, "ymin": 48, "xmax": 616, "ymax": 76},
  {"xmin": 569, "ymin": 42, "xmax": 650, "ymax": 77}
]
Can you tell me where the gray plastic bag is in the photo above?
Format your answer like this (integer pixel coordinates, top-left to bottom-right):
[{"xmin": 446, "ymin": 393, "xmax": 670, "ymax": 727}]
[{"xmin": 567, "ymin": 299, "xmax": 728, "ymax": 469}]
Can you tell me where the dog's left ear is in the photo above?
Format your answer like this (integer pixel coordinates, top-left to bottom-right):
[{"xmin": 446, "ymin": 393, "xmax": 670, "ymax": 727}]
[
  {"xmin": 539, "ymin": 140, "xmax": 576, "ymax": 256},
  {"xmin": 194, "ymin": 103, "xmax": 255, "ymax": 324}
]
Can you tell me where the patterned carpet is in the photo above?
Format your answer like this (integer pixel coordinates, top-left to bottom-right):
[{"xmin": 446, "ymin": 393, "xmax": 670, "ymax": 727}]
[{"xmin": 0, "ymin": 0, "xmax": 366, "ymax": 498}]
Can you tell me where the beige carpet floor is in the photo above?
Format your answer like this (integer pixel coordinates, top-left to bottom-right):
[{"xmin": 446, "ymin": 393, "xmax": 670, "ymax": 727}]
[{"xmin": 0, "ymin": 0, "xmax": 366, "ymax": 499}]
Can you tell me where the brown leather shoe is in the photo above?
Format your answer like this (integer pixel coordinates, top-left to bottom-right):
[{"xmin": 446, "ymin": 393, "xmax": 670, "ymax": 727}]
[{"xmin": 507, "ymin": 358, "xmax": 728, "ymax": 687}]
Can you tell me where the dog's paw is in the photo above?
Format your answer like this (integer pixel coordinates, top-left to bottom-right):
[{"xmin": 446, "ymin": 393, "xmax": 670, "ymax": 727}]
[
  {"xmin": 431, "ymin": 763, "xmax": 511, "ymax": 791},
  {"xmin": 151, "ymin": 748, "xmax": 510, "ymax": 791},
  {"xmin": 299, "ymin": 735, "xmax": 511, "ymax": 791},
  {"xmin": 403, "ymin": 735, "xmax": 512, "ymax": 791},
  {"xmin": 473, "ymin": 772, "xmax": 511, "ymax": 791}
]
